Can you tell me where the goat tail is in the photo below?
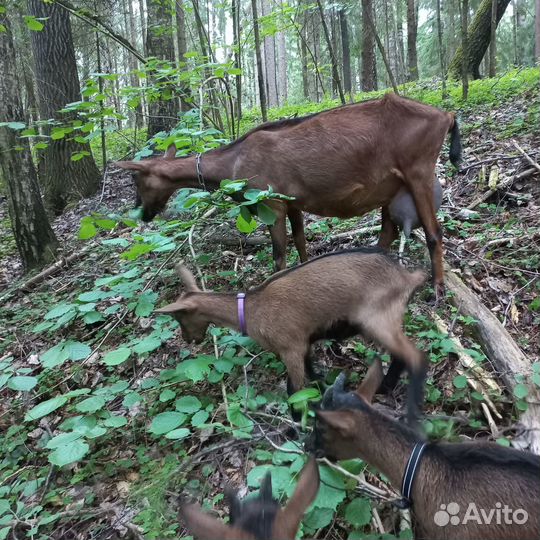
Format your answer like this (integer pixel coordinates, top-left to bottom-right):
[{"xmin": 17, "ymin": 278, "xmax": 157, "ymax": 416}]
[{"xmin": 448, "ymin": 114, "xmax": 462, "ymax": 169}]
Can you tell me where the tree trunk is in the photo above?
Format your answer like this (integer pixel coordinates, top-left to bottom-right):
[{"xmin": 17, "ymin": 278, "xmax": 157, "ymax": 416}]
[
  {"xmin": 461, "ymin": 0, "xmax": 469, "ymax": 99},
  {"xmin": 138, "ymin": 0, "xmax": 147, "ymax": 53},
  {"xmin": 339, "ymin": 9, "xmax": 352, "ymax": 96},
  {"xmin": 536, "ymin": 0, "xmax": 540, "ymax": 61},
  {"xmin": 146, "ymin": 0, "xmax": 178, "ymax": 140},
  {"xmin": 261, "ymin": 0, "xmax": 278, "ymax": 108},
  {"xmin": 124, "ymin": 0, "xmax": 143, "ymax": 128},
  {"xmin": 232, "ymin": 0, "xmax": 242, "ymax": 120},
  {"xmin": 436, "ymin": 0, "xmax": 447, "ymax": 98},
  {"xmin": 361, "ymin": 0, "xmax": 377, "ymax": 91},
  {"xmin": 175, "ymin": 0, "xmax": 191, "ymax": 112},
  {"xmin": 406, "ymin": 0, "xmax": 418, "ymax": 80},
  {"xmin": 396, "ymin": 0, "xmax": 406, "ymax": 83},
  {"xmin": 300, "ymin": 34, "xmax": 310, "ymax": 99},
  {"xmin": 276, "ymin": 28, "xmax": 288, "ymax": 104},
  {"xmin": 251, "ymin": 0, "xmax": 268, "ymax": 120},
  {"xmin": 0, "ymin": 12, "xmax": 58, "ymax": 270},
  {"xmin": 28, "ymin": 0, "xmax": 101, "ymax": 215},
  {"xmin": 448, "ymin": 0, "xmax": 511, "ymax": 79},
  {"xmin": 316, "ymin": 0, "xmax": 345, "ymax": 103},
  {"xmin": 488, "ymin": 0, "xmax": 497, "ymax": 76}
]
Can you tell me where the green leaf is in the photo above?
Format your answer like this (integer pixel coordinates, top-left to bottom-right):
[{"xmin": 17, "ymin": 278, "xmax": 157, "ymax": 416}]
[
  {"xmin": 102, "ymin": 347, "xmax": 131, "ymax": 366},
  {"xmin": 122, "ymin": 392, "xmax": 143, "ymax": 408},
  {"xmin": 48, "ymin": 441, "xmax": 89, "ymax": 466},
  {"xmin": 83, "ymin": 311, "xmax": 104, "ymax": 324},
  {"xmin": 7, "ymin": 376, "xmax": 38, "ymax": 392},
  {"xmin": 191, "ymin": 410, "xmax": 209, "ymax": 427},
  {"xmin": 75, "ymin": 396, "xmax": 106, "ymax": 413},
  {"xmin": 288, "ymin": 387, "xmax": 321, "ymax": 404},
  {"xmin": 236, "ymin": 213, "xmax": 258, "ymax": 234},
  {"xmin": 78, "ymin": 221, "xmax": 97, "ymax": 240},
  {"xmin": 214, "ymin": 359, "xmax": 234, "ymax": 373},
  {"xmin": 453, "ymin": 375, "xmax": 468, "ymax": 389},
  {"xmin": 135, "ymin": 291, "xmax": 158, "ymax": 317},
  {"xmin": 312, "ymin": 466, "xmax": 346, "ymax": 510},
  {"xmin": 103, "ymin": 416, "xmax": 128, "ymax": 428},
  {"xmin": 44, "ymin": 304, "xmax": 75, "ymax": 320},
  {"xmin": 344, "ymin": 498, "xmax": 371, "ymax": 527},
  {"xmin": 46, "ymin": 432, "xmax": 82, "ymax": 449},
  {"xmin": 0, "ymin": 499, "xmax": 10, "ymax": 517},
  {"xmin": 164, "ymin": 428, "xmax": 191, "ymax": 440},
  {"xmin": 257, "ymin": 203, "xmax": 276, "ymax": 225},
  {"xmin": 66, "ymin": 341, "xmax": 91, "ymax": 361},
  {"xmin": 78, "ymin": 290, "xmax": 105, "ymax": 302},
  {"xmin": 95, "ymin": 218, "xmax": 116, "ymax": 230},
  {"xmin": 159, "ymin": 389, "xmax": 176, "ymax": 402},
  {"xmin": 175, "ymin": 396, "xmax": 202, "ymax": 413},
  {"xmin": 25, "ymin": 396, "xmax": 68, "ymax": 421},
  {"xmin": 6, "ymin": 121, "xmax": 26, "ymax": 130},
  {"xmin": 133, "ymin": 336, "xmax": 162, "ymax": 354},
  {"xmin": 496, "ymin": 437, "xmax": 511, "ymax": 447},
  {"xmin": 180, "ymin": 356, "xmax": 213, "ymax": 382},
  {"xmin": 149, "ymin": 412, "xmax": 187, "ymax": 435},
  {"xmin": 304, "ymin": 507, "xmax": 334, "ymax": 531},
  {"xmin": 513, "ymin": 383, "xmax": 529, "ymax": 399},
  {"xmin": 24, "ymin": 16, "xmax": 44, "ymax": 31}
]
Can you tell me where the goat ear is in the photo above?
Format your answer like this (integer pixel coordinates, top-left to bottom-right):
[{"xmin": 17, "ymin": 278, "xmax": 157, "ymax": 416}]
[
  {"xmin": 280, "ymin": 457, "xmax": 319, "ymax": 533},
  {"xmin": 154, "ymin": 299, "xmax": 196, "ymax": 314},
  {"xmin": 180, "ymin": 503, "xmax": 252, "ymax": 540},
  {"xmin": 356, "ymin": 359, "xmax": 384, "ymax": 404},
  {"xmin": 316, "ymin": 410, "xmax": 357, "ymax": 437},
  {"xmin": 115, "ymin": 160, "xmax": 147, "ymax": 172},
  {"xmin": 175, "ymin": 262, "xmax": 201, "ymax": 292},
  {"xmin": 163, "ymin": 143, "xmax": 177, "ymax": 160}
]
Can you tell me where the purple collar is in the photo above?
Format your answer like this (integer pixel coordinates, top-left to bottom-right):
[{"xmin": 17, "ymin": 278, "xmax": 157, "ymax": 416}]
[{"xmin": 237, "ymin": 293, "xmax": 247, "ymax": 336}]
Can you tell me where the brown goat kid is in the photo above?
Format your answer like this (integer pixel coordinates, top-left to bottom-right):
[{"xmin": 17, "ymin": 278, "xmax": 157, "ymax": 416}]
[
  {"xmin": 310, "ymin": 361, "xmax": 540, "ymax": 540},
  {"xmin": 116, "ymin": 94, "xmax": 461, "ymax": 296},
  {"xmin": 180, "ymin": 458, "xmax": 319, "ymax": 540},
  {"xmin": 156, "ymin": 248, "xmax": 426, "ymax": 423}
]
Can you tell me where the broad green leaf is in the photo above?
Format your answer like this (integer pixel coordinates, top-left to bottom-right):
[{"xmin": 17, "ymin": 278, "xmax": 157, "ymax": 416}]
[
  {"xmin": 303, "ymin": 507, "xmax": 334, "ymax": 531},
  {"xmin": 83, "ymin": 311, "xmax": 104, "ymax": 324},
  {"xmin": 149, "ymin": 412, "xmax": 186, "ymax": 435},
  {"xmin": 236, "ymin": 213, "xmax": 257, "ymax": 234},
  {"xmin": 159, "ymin": 389, "xmax": 176, "ymax": 402},
  {"xmin": 103, "ymin": 416, "xmax": 128, "ymax": 428},
  {"xmin": 135, "ymin": 291, "xmax": 158, "ymax": 317},
  {"xmin": 0, "ymin": 500, "xmax": 9, "ymax": 517},
  {"xmin": 7, "ymin": 376, "xmax": 38, "ymax": 392},
  {"xmin": 66, "ymin": 341, "xmax": 91, "ymax": 361},
  {"xmin": 214, "ymin": 359, "xmax": 234, "ymax": 373},
  {"xmin": 46, "ymin": 432, "xmax": 82, "ymax": 449},
  {"xmin": 75, "ymin": 396, "xmax": 106, "ymax": 413},
  {"xmin": 247, "ymin": 465, "xmax": 293, "ymax": 497},
  {"xmin": 0, "ymin": 374, "xmax": 12, "ymax": 389},
  {"xmin": 122, "ymin": 392, "xmax": 143, "ymax": 408},
  {"xmin": 39, "ymin": 342, "xmax": 68, "ymax": 368},
  {"xmin": 164, "ymin": 428, "xmax": 191, "ymax": 440},
  {"xmin": 496, "ymin": 437, "xmax": 511, "ymax": 447},
  {"xmin": 44, "ymin": 304, "xmax": 75, "ymax": 320},
  {"xmin": 513, "ymin": 383, "xmax": 529, "ymax": 399},
  {"xmin": 344, "ymin": 498, "xmax": 371, "ymax": 527},
  {"xmin": 24, "ymin": 16, "xmax": 44, "ymax": 31},
  {"xmin": 6, "ymin": 121, "xmax": 26, "ymax": 130},
  {"xmin": 78, "ymin": 290, "xmax": 105, "ymax": 302},
  {"xmin": 312, "ymin": 466, "xmax": 346, "ymax": 510},
  {"xmin": 453, "ymin": 375, "xmax": 468, "ymax": 389},
  {"xmin": 25, "ymin": 396, "xmax": 68, "ymax": 421},
  {"xmin": 288, "ymin": 387, "xmax": 321, "ymax": 404},
  {"xmin": 175, "ymin": 396, "xmax": 202, "ymax": 413},
  {"xmin": 257, "ymin": 203, "xmax": 276, "ymax": 225},
  {"xmin": 48, "ymin": 441, "xmax": 89, "ymax": 466},
  {"xmin": 191, "ymin": 410, "xmax": 209, "ymax": 427},
  {"xmin": 180, "ymin": 356, "xmax": 213, "ymax": 382},
  {"xmin": 78, "ymin": 221, "xmax": 97, "ymax": 240},
  {"xmin": 102, "ymin": 347, "xmax": 131, "ymax": 366}
]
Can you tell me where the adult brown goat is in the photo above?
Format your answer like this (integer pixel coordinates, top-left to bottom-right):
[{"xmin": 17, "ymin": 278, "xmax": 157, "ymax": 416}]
[
  {"xmin": 116, "ymin": 93, "xmax": 461, "ymax": 297},
  {"xmin": 180, "ymin": 457, "xmax": 319, "ymax": 540},
  {"xmin": 155, "ymin": 248, "xmax": 426, "ymax": 423},
  {"xmin": 309, "ymin": 361, "xmax": 540, "ymax": 540}
]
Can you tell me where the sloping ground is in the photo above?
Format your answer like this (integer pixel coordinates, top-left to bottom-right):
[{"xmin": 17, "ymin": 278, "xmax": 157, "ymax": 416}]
[{"xmin": 0, "ymin": 78, "xmax": 539, "ymax": 539}]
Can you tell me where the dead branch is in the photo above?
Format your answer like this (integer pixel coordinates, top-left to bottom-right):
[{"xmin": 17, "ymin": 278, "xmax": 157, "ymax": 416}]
[
  {"xmin": 330, "ymin": 225, "xmax": 380, "ymax": 240},
  {"xmin": 512, "ymin": 140, "xmax": 540, "ymax": 173},
  {"xmin": 467, "ymin": 167, "xmax": 537, "ymax": 210},
  {"xmin": 445, "ymin": 269, "xmax": 540, "ymax": 454}
]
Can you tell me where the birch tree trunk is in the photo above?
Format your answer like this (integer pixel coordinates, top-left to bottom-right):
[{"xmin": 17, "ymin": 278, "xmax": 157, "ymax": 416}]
[
  {"xmin": 261, "ymin": 0, "xmax": 278, "ymax": 108},
  {"xmin": 0, "ymin": 12, "xmax": 58, "ymax": 269},
  {"xmin": 489, "ymin": 0, "xmax": 497, "ymax": 76},
  {"xmin": 276, "ymin": 0, "xmax": 288, "ymax": 106}
]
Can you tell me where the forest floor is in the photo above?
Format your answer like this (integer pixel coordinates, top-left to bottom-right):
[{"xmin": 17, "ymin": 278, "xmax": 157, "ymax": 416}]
[{"xmin": 0, "ymin": 73, "xmax": 539, "ymax": 540}]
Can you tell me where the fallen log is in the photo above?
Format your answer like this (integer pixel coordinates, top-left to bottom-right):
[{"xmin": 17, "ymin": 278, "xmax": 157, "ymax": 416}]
[{"xmin": 445, "ymin": 269, "xmax": 540, "ymax": 454}]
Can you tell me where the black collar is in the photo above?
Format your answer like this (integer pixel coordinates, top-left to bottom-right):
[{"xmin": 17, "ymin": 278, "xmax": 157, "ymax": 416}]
[{"xmin": 394, "ymin": 442, "xmax": 428, "ymax": 509}]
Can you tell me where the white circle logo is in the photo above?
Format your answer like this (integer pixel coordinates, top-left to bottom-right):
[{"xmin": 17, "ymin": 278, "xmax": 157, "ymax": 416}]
[{"xmin": 434, "ymin": 502, "xmax": 461, "ymax": 526}]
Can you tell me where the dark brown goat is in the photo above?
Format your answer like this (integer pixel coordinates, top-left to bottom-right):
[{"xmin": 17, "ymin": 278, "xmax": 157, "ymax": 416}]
[
  {"xmin": 156, "ymin": 248, "xmax": 426, "ymax": 423},
  {"xmin": 309, "ymin": 361, "xmax": 540, "ymax": 540},
  {"xmin": 116, "ymin": 93, "xmax": 461, "ymax": 297},
  {"xmin": 180, "ymin": 457, "xmax": 319, "ymax": 540}
]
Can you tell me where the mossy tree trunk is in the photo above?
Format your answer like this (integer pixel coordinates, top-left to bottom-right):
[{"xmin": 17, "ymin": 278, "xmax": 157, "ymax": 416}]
[
  {"xmin": 0, "ymin": 12, "xmax": 58, "ymax": 270},
  {"xmin": 448, "ymin": 0, "xmax": 511, "ymax": 79}
]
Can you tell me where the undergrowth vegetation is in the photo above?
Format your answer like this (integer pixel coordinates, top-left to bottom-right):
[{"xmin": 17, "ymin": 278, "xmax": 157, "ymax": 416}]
[{"xmin": 1, "ymin": 69, "xmax": 539, "ymax": 538}]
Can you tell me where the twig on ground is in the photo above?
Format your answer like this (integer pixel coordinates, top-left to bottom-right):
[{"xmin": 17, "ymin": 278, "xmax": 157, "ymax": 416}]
[{"xmin": 512, "ymin": 141, "xmax": 540, "ymax": 173}]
